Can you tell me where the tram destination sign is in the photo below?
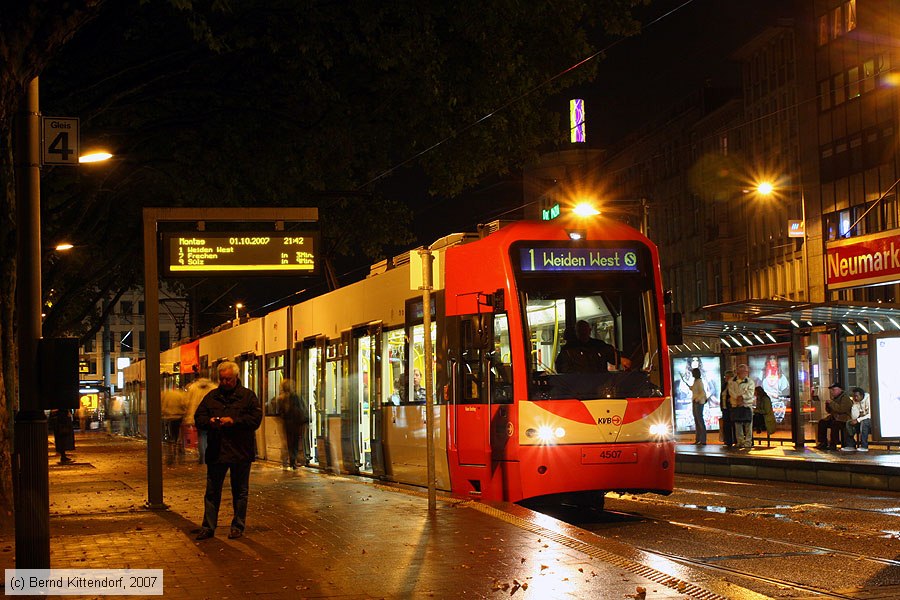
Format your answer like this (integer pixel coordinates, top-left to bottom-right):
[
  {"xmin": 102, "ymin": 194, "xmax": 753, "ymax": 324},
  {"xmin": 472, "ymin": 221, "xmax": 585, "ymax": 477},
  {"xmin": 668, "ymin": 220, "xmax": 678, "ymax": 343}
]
[
  {"xmin": 519, "ymin": 246, "xmax": 640, "ymax": 273},
  {"xmin": 163, "ymin": 232, "xmax": 318, "ymax": 276}
]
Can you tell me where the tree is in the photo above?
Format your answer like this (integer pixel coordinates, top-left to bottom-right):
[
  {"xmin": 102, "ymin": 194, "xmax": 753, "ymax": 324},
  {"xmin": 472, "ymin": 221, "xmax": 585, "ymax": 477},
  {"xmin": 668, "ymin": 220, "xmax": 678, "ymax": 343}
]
[{"xmin": 0, "ymin": 0, "xmax": 645, "ymax": 524}]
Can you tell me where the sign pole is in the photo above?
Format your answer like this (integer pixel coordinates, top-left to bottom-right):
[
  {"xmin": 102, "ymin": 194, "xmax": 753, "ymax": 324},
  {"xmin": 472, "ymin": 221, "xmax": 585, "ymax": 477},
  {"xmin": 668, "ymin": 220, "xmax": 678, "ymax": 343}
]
[
  {"xmin": 14, "ymin": 76, "xmax": 50, "ymax": 568},
  {"xmin": 419, "ymin": 248, "xmax": 436, "ymax": 513}
]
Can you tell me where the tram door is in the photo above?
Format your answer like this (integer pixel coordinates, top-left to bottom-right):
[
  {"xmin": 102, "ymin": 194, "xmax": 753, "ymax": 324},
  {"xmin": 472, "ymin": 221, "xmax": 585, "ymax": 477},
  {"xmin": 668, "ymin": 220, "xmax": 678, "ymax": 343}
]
[
  {"xmin": 350, "ymin": 325, "xmax": 382, "ymax": 474},
  {"xmin": 451, "ymin": 315, "xmax": 492, "ymax": 466},
  {"xmin": 300, "ymin": 338, "xmax": 324, "ymax": 466},
  {"xmin": 237, "ymin": 354, "xmax": 264, "ymax": 459}
]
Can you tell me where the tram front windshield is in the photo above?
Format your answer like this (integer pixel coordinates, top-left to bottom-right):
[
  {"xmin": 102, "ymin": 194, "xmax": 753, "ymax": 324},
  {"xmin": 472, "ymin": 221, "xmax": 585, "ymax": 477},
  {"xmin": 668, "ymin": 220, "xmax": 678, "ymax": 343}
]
[{"xmin": 518, "ymin": 248, "xmax": 663, "ymax": 400}]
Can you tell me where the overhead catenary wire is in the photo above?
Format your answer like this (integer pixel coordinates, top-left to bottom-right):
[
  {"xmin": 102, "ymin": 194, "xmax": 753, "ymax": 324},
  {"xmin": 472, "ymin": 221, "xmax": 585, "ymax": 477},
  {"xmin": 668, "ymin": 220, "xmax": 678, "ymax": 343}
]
[{"xmin": 358, "ymin": 1, "xmax": 697, "ymax": 191}]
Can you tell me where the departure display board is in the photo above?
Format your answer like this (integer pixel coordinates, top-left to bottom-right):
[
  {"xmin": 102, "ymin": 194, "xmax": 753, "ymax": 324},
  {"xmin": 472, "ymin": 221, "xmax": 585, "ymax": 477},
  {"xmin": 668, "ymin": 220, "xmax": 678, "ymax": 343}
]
[
  {"xmin": 163, "ymin": 232, "xmax": 318, "ymax": 276},
  {"xmin": 518, "ymin": 246, "xmax": 641, "ymax": 273}
]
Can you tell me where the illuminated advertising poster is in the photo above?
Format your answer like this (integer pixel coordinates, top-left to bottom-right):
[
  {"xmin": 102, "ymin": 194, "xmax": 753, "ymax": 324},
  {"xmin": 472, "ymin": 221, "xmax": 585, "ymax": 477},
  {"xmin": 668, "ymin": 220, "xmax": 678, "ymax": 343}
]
[
  {"xmin": 748, "ymin": 353, "xmax": 791, "ymax": 424},
  {"xmin": 875, "ymin": 337, "xmax": 900, "ymax": 438},
  {"xmin": 672, "ymin": 355, "xmax": 721, "ymax": 433}
]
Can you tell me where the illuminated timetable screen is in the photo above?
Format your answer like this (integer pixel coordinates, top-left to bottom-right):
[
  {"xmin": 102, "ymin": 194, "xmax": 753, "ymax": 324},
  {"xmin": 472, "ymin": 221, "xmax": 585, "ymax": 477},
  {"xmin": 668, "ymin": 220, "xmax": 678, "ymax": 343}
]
[{"xmin": 163, "ymin": 232, "xmax": 318, "ymax": 276}]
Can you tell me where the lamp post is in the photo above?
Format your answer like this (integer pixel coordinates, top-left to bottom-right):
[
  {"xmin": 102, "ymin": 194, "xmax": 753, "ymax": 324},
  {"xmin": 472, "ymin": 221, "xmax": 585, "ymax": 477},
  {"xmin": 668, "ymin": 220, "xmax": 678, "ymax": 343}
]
[
  {"xmin": 234, "ymin": 302, "xmax": 244, "ymax": 321},
  {"xmin": 756, "ymin": 181, "xmax": 810, "ymax": 301}
]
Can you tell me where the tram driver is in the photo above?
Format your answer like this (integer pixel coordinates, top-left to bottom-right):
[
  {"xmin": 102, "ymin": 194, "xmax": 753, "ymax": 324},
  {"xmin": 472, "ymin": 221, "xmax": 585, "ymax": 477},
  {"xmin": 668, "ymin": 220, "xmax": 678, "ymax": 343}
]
[{"xmin": 555, "ymin": 320, "xmax": 618, "ymax": 374}]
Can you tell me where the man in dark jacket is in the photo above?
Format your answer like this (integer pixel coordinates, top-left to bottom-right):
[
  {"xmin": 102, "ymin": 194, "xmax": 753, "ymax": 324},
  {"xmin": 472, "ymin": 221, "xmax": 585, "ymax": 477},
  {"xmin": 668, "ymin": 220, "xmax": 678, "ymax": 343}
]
[
  {"xmin": 194, "ymin": 361, "xmax": 262, "ymax": 540},
  {"xmin": 816, "ymin": 382, "xmax": 853, "ymax": 450}
]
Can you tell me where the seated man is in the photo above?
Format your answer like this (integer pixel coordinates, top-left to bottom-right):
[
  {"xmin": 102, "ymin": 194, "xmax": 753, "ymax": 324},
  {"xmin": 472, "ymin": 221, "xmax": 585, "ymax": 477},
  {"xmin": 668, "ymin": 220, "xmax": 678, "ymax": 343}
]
[
  {"xmin": 816, "ymin": 382, "xmax": 852, "ymax": 450},
  {"xmin": 555, "ymin": 320, "xmax": 617, "ymax": 374}
]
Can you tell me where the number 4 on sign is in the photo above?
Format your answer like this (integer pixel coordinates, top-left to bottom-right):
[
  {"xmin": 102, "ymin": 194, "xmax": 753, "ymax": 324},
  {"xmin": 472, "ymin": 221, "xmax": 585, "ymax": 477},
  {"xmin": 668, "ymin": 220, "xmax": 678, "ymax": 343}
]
[{"xmin": 47, "ymin": 132, "xmax": 75, "ymax": 162}]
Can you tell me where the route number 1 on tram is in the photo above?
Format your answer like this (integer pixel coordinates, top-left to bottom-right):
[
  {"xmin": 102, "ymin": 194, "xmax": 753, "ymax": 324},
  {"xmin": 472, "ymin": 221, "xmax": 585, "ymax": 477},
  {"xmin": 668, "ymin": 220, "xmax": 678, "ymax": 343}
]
[{"xmin": 41, "ymin": 117, "xmax": 80, "ymax": 166}]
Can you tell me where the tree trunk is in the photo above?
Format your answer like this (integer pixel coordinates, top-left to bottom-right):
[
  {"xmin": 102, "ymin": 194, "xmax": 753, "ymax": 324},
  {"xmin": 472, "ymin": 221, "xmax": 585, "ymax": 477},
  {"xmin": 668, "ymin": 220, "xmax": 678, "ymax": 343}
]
[{"xmin": 0, "ymin": 108, "xmax": 17, "ymax": 532}]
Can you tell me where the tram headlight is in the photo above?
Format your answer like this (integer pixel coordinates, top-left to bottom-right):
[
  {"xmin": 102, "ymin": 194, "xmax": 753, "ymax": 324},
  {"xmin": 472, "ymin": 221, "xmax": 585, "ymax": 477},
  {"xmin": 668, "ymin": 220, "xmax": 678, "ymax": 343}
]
[
  {"xmin": 526, "ymin": 426, "xmax": 566, "ymax": 444},
  {"xmin": 649, "ymin": 422, "xmax": 671, "ymax": 438}
]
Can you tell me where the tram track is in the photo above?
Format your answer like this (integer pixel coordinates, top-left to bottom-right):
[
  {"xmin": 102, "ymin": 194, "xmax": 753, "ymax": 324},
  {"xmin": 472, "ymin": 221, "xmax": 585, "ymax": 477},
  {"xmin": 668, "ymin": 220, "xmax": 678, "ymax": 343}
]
[
  {"xmin": 602, "ymin": 506, "xmax": 900, "ymax": 567},
  {"xmin": 623, "ymin": 544, "xmax": 869, "ymax": 600}
]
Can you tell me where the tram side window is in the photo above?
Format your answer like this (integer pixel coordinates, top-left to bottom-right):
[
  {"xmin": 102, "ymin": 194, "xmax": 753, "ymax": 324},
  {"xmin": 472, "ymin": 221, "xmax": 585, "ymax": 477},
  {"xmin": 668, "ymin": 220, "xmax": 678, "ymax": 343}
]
[
  {"xmin": 491, "ymin": 314, "xmax": 513, "ymax": 404},
  {"xmin": 239, "ymin": 357, "xmax": 261, "ymax": 399},
  {"xmin": 460, "ymin": 318, "xmax": 484, "ymax": 403},
  {"xmin": 383, "ymin": 329, "xmax": 406, "ymax": 405},
  {"xmin": 409, "ymin": 323, "xmax": 436, "ymax": 404},
  {"xmin": 265, "ymin": 352, "xmax": 286, "ymax": 415},
  {"xmin": 324, "ymin": 345, "xmax": 342, "ymax": 415}
]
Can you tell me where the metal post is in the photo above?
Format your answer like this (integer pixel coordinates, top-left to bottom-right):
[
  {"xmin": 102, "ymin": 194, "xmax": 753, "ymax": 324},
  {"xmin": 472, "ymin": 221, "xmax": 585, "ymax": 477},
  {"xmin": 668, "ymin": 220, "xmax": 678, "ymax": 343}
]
[
  {"xmin": 13, "ymin": 77, "xmax": 50, "ymax": 568},
  {"xmin": 640, "ymin": 198, "xmax": 648, "ymax": 237},
  {"xmin": 419, "ymin": 248, "xmax": 436, "ymax": 512},
  {"xmin": 142, "ymin": 210, "xmax": 165, "ymax": 509},
  {"xmin": 801, "ymin": 190, "xmax": 811, "ymax": 301},
  {"xmin": 789, "ymin": 330, "xmax": 804, "ymax": 448}
]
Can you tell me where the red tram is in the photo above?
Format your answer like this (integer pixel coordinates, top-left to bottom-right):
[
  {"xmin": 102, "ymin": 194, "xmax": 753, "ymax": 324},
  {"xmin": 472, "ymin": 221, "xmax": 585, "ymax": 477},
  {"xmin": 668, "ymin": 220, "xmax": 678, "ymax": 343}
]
[{"xmin": 125, "ymin": 218, "xmax": 674, "ymax": 506}]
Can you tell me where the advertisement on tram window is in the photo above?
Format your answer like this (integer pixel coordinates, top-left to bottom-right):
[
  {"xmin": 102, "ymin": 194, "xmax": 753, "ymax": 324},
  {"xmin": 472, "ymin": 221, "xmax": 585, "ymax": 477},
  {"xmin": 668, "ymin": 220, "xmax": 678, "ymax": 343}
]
[
  {"xmin": 672, "ymin": 355, "xmax": 721, "ymax": 433},
  {"xmin": 747, "ymin": 353, "xmax": 790, "ymax": 424},
  {"xmin": 873, "ymin": 335, "xmax": 900, "ymax": 439}
]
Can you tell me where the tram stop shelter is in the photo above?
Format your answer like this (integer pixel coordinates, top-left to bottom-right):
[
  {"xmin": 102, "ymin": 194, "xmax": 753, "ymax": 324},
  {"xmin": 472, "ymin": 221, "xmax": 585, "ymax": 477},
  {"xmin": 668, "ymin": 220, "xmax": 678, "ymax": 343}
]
[{"xmin": 672, "ymin": 299, "xmax": 900, "ymax": 448}]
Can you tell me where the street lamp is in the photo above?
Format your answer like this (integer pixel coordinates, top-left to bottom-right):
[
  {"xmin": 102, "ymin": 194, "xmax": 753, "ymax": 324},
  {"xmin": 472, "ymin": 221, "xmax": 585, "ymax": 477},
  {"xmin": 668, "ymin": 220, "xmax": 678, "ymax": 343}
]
[
  {"xmin": 756, "ymin": 180, "xmax": 809, "ymax": 301},
  {"xmin": 234, "ymin": 302, "xmax": 244, "ymax": 321},
  {"xmin": 78, "ymin": 151, "xmax": 113, "ymax": 163}
]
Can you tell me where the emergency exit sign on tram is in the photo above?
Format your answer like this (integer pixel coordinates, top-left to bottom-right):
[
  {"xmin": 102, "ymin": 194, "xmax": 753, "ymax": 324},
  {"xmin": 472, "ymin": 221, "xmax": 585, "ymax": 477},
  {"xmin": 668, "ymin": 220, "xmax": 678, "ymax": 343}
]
[{"xmin": 162, "ymin": 232, "xmax": 319, "ymax": 276}]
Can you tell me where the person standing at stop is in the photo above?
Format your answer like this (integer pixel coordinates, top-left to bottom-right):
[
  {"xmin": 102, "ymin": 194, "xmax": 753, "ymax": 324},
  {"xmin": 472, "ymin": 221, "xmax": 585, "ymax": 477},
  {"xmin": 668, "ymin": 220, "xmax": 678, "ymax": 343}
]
[{"xmin": 194, "ymin": 361, "xmax": 262, "ymax": 540}]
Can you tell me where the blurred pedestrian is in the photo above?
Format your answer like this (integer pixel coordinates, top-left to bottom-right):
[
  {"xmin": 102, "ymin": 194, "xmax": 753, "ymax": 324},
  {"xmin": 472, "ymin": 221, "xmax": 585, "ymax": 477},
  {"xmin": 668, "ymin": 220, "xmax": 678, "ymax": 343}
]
[
  {"xmin": 185, "ymin": 377, "xmax": 215, "ymax": 464},
  {"xmin": 727, "ymin": 364, "xmax": 755, "ymax": 449},
  {"xmin": 194, "ymin": 361, "xmax": 262, "ymax": 540},
  {"xmin": 690, "ymin": 367, "xmax": 707, "ymax": 445},
  {"xmin": 719, "ymin": 369, "xmax": 735, "ymax": 447},
  {"xmin": 50, "ymin": 408, "xmax": 75, "ymax": 464},
  {"xmin": 161, "ymin": 387, "xmax": 188, "ymax": 465},
  {"xmin": 277, "ymin": 379, "xmax": 303, "ymax": 470}
]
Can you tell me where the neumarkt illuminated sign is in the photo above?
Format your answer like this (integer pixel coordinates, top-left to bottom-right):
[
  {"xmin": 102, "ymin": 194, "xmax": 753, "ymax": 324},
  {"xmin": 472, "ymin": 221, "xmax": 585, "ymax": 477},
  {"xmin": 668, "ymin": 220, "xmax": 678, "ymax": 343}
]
[
  {"xmin": 163, "ymin": 232, "xmax": 318, "ymax": 276},
  {"xmin": 518, "ymin": 246, "xmax": 640, "ymax": 273}
]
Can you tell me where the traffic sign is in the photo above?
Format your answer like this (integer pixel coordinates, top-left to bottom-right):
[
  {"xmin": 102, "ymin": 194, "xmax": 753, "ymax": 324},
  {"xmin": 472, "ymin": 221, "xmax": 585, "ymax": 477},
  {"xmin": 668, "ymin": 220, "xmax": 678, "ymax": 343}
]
[{"xmin": 41, "ymin": 117, "xmax": 80, "ymax": 166}]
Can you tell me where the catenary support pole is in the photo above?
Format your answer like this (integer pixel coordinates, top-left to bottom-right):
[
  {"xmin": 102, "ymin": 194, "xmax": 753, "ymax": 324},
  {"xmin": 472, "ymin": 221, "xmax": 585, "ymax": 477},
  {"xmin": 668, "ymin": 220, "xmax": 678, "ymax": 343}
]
[{"xmin": 419, "ymin": 248, "xmax": 436, "ymax": 512}]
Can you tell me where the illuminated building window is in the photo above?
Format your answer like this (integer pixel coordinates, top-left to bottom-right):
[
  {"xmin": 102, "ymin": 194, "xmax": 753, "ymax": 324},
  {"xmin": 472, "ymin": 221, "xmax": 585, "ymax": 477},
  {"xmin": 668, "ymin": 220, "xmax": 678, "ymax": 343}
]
[{"xmin": 569, "ymin": 98, "xmax": 585, "ymax": 143}]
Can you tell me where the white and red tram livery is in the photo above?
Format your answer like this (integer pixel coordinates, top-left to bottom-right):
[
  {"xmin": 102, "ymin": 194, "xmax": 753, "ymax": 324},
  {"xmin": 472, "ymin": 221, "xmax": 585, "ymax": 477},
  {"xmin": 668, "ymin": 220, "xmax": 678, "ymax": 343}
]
[{"xmin": 125, "ymin": 218, "xmax": 674, "ymax": 506}]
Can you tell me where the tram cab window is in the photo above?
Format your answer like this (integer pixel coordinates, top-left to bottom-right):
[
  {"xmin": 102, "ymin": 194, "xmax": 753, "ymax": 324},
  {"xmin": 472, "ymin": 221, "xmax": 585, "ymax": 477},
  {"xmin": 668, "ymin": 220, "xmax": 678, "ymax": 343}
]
[{"xmin": 523, "ymin": 284, "xmax": 663, "ymax": 400}]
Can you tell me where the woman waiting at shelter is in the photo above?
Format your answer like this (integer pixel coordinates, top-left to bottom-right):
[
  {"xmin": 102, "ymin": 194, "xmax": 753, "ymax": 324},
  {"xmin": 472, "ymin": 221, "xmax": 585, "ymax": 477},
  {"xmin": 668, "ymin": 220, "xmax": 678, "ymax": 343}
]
[
  {"xmin": 844, "ymin": 386, "xmax": 871, "ymax": 451},
  {"xmin": 752, "ymin": 386, "xmax": 776, "ymax": 445}
]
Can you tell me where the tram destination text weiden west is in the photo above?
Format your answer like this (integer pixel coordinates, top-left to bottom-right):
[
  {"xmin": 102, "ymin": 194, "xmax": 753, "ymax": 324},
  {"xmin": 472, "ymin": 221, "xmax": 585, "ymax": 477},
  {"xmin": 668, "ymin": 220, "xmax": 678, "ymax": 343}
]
[{"xmin": 519, "ymin": 246, "xmax": 640, "ymax": 273}]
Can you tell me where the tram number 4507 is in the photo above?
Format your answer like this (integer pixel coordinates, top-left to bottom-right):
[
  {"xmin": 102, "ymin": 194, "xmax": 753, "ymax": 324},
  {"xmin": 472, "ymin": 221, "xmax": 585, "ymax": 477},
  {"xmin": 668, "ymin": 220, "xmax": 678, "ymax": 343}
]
[{"xmin": 582, "ymin": 446, "xmax": 638, "ymax": 465}]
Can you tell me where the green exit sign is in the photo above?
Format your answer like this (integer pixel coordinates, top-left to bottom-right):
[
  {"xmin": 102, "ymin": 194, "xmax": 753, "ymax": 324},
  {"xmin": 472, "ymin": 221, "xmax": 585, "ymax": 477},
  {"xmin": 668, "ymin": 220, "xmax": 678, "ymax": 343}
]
[{"xmin": 542, "ymin": 203, "xmax": 561, "ymax": 221}]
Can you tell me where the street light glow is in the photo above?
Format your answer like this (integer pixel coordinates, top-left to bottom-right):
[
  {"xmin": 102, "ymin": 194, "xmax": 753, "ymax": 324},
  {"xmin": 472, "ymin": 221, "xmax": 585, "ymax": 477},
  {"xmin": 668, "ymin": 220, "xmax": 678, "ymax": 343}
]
[
  {"xmin": 78, "ymin": 151, "xmax": 113, "ymax": 163},
  {"xmin": 757, "ymin": 181, "xmax": 774, "ymax": 195},
  {"xmin": 572, "ymin": 202, "xmax": 599, "ymax": 217},
  {"xmin": 55, "ymin": 243, "xmax": 74, "ymax": 251}
]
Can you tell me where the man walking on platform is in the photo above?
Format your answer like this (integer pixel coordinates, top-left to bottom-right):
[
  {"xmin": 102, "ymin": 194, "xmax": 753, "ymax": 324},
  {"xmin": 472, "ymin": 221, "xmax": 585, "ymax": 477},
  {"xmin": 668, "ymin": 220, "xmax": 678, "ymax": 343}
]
[{"xmin": 194, "ymin": 361, "xmax": 262, "ymax": 540}]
